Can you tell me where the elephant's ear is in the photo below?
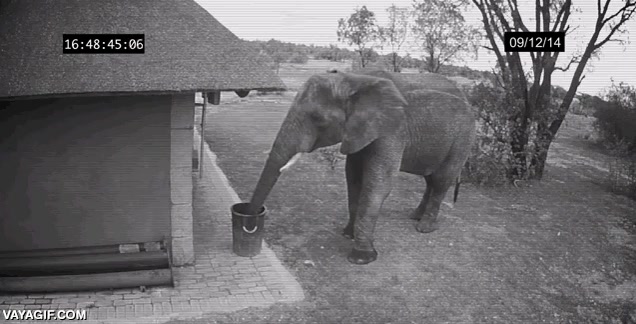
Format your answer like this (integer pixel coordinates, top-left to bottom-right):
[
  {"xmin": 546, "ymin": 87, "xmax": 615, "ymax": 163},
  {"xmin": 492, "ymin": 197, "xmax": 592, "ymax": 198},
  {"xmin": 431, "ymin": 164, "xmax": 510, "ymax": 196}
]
[{"xmin": 338, "ymin": 74, "xmax": 408, "ymax": 155}]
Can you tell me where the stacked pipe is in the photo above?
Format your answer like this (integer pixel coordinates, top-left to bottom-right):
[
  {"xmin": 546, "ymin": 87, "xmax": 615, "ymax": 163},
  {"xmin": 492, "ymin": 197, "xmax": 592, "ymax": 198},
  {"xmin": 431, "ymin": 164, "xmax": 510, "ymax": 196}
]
[{"xmin": 0, "ymin": 241, "xmax": 173, "ymax": 293}]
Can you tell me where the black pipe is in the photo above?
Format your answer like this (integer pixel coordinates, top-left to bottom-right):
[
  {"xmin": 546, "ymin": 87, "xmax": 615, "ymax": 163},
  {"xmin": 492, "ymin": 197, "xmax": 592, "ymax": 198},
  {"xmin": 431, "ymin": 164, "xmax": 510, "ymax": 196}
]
[
  {"xmin": 0, "ymin": 245, "xmax": 122, "ymax": 258},
  {"xmin": 0, "ymin": 241, "xmax": 165, "ymax": 259},
  {"xmin": 0, "ymin": 269, "xmax": 173, "ymax": 293},
  {"xmin": 0, "ymin": 251, "xmax": 169, "ymax": 276}
]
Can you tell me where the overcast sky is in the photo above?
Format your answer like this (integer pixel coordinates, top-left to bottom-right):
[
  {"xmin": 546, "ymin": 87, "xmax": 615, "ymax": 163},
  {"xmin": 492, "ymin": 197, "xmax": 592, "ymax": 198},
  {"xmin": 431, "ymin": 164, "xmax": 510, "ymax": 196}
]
[{"xmin": 197, "ymin": 0, "xmax": 636, "ymax": 96}]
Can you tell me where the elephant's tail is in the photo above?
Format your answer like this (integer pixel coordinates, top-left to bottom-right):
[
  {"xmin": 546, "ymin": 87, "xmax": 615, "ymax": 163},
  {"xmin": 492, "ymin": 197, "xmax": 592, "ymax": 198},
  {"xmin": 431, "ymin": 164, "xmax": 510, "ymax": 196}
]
[{"xmin": 453, "ymin": 175, "xmax": 461, "ymax": 203}]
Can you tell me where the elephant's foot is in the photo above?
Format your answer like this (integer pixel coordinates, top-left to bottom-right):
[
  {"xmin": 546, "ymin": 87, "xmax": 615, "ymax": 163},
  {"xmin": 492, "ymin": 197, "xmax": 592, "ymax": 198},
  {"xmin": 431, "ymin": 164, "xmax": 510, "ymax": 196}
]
[
  {"xmin": 342, "ymin": 224, "xmax": 355, "ymax": 240},
  {"xmin": 409, "ymin": 210, "xmax": 423, "ymax": 221},
  {"xmin": 415, "ymin": 218, "xmax": 439, "ymax": 233},
  {"xmin": 347, "ymin": 248, "xmax": 378, "ymax": 265}
]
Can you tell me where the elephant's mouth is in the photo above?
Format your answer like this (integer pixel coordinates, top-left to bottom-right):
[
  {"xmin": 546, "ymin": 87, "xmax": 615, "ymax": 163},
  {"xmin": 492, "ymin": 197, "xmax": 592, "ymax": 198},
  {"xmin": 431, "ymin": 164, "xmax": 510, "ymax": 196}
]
[{"xmin": 310, "ymin": 134, "xmax": 343, "ymax": 152}]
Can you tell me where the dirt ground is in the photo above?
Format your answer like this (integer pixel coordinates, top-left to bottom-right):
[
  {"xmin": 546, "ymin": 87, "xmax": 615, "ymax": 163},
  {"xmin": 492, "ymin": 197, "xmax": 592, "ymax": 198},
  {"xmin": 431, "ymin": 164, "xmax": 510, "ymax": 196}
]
[{"xmin": 172, "ymin": 62, "xmax": 636, "ymax": 323}]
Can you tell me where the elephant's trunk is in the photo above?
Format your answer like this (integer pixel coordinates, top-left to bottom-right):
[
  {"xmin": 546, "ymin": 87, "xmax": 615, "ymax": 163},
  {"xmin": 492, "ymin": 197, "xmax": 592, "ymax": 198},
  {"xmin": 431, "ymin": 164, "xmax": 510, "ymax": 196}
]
[
  {"xmin": 247, "ymin": 114, "xmax": 308, "ymax": 215},
  {"xmin": 246, "ymin": 150, "xmax": 287, "ymax": 214}
]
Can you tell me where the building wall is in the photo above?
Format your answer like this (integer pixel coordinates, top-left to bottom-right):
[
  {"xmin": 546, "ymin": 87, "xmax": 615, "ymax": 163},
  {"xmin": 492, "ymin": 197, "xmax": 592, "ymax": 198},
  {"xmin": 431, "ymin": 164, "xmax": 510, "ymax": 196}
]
[
  {"xmin": 169, "ymin": 94, "xmax": 194, "ymax": 266},
  {"xmin": 0, "ymin": 95, "xmax": 172, "ymax": 251}
]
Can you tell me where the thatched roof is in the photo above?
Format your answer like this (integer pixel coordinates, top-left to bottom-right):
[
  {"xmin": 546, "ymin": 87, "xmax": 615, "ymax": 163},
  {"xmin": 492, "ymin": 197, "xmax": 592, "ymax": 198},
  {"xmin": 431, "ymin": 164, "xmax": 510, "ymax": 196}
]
[{"xmin": 0, "ymin": 0, "xmax": 286, "ymax": 99}]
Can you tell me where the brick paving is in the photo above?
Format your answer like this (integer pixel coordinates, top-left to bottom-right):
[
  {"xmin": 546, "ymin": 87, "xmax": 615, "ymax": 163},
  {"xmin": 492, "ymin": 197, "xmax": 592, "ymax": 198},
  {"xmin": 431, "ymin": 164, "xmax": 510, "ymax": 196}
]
[{"xmin": 0, "ymin": 127, "xmax": 304, "ymax": 323}]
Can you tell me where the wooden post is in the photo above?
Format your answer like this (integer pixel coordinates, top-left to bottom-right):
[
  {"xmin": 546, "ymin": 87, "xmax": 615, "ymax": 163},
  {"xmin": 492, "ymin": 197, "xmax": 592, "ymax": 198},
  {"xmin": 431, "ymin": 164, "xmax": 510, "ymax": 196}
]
[
  {"xmin": 208, "ymin": 91, "xmax": 221, "ymax": 105},
  {"xmin": 199, "ymin": 92, "xmax": 207, "ymax": 178}
]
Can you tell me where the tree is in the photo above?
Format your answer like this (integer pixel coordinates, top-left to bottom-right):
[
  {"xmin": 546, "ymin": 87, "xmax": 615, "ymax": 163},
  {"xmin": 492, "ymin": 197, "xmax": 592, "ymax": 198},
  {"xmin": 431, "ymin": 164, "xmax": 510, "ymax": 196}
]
[
  {"xmin": 337, "ymin": 6, "xmax": 381, "ymax": 68},
  {"xmin": 379, "ymin": 4, "xmax": 411, "ymax": 72},
  {"xmin": 472, "ymin": 0, "xmax": 636, "ymax": 179},
  {"xmin": 412, "ymin": 0, "xmax": 481, "ymax": 73}
]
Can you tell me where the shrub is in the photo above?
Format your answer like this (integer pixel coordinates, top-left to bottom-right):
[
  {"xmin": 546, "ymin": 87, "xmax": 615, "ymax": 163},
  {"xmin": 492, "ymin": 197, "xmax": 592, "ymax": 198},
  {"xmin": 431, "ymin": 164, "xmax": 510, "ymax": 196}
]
[
  {"xmin": 593, "ymin": 83, "xmax": 636, "ymax": 151},
  {"xmin": 594, "ymin": 103, "xmax": 634, "ymax": 147},
  {"xmin": 253, "ymin": 90, "xmax": 285, "ymax": 96},
  {"xmin": 463, "ymin": 83, "xmax": 526, "ymax": 186},
  {"xmin": 463, "ymin": 135, "xmax": 513, "ymax": 186},
  {"xmin": 289, "ymin": 52, "xmax": 309, "ymax": 64},
  {"xmin": 606, "ymin": 142, "xmax": 636, "ymax": 199}
]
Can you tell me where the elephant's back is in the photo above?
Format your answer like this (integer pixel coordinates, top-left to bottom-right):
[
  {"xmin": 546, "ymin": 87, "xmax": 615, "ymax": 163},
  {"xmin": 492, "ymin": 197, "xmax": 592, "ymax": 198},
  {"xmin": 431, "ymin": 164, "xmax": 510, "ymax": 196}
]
[
  {"xmin": 355, "ymin": 69, "xmax": 465, "ymax": 99},
  {"xmin": 397, "ymin": 73, "xmax": 465, "ymax": 99},
  {"xmin": 404, "ymin": 89, "xmax": 472, "ymax": 117}
]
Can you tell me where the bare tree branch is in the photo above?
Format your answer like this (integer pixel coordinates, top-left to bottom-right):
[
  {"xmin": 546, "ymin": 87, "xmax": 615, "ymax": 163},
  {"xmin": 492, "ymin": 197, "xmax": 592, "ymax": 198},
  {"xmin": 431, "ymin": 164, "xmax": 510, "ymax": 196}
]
[
  {"xmin": 594, "ymin": 2, "xmax": 636, "ymax": 50},
  {"xmin": 536, "ymin": 0, "xmax": 541, "ymax": 32},
  {"xmin": 602, "ymin": 2, "xmax": 631, "ymax": 24},
  {"xmin": 599, "ymin": 0, "xmax": 611, "ymax": 16},
  {"xmin": 542, "ymin": 0, "xmax": 550, "ymax": 32},
  {"xmin": 552, "ymin": 0, "xmax": 571, "ymax": 32},
  {"xmin": 491, "ymin": 68, "xmax": 508, "ymax": 90},
  {"xmin": 554, "ymin": 55, "xmax": 580, "ymax": 72},
  {"xmin": 509, "ymin": 0, "xmax": 530, "ymax": 32},
  {"xmin": 473, "ymin": 0, "xmax": 508, "ymax": 77},
  {"xmin": 490, "ymin": 0, "xmax": 513, "ymax": 35}
]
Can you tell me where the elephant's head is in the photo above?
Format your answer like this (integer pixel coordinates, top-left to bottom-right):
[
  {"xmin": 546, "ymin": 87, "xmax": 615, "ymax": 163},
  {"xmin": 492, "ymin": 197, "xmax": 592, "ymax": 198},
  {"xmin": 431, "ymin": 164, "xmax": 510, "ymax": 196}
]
[{"xmin": 247, "ymin": 72, "xmax": 408, "ymax": 213}]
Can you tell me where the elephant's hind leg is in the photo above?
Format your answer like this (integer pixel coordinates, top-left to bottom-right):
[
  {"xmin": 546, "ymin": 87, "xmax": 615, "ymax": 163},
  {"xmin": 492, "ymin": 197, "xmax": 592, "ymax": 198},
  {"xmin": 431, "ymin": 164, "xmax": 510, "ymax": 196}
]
[
  {"xmin": 343, "ymin": 153, "xmax": 363, "ymax": 240},
  {"xmin": 415, "ymin": 174, "xmax": 454, "ymax": 233},
  {"xmin": 409, "ymin": 175, "xmax": 433, "ymax": 221}
]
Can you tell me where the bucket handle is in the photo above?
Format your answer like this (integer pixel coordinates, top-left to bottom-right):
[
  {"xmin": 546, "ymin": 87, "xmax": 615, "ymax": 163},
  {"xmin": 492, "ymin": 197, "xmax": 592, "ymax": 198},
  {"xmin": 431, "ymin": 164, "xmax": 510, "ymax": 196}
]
[{"xmin": 242, "ymin": 225, "xmax": 258, "ymax": 234}]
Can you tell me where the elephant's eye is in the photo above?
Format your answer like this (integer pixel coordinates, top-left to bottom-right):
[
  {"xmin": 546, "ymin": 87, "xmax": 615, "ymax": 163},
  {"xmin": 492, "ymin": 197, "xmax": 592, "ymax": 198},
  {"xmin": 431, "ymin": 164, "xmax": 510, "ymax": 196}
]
[{"xmin": 309, "ymin": 112, "xmax": 327, "ymax": 125}]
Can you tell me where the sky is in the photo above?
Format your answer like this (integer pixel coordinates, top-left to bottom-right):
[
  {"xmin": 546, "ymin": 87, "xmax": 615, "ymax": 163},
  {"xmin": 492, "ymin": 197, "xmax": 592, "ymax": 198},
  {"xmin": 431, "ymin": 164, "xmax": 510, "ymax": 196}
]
[{"xmin": 197, "ymin": 0, "xmax": 636, "ymax": 96}]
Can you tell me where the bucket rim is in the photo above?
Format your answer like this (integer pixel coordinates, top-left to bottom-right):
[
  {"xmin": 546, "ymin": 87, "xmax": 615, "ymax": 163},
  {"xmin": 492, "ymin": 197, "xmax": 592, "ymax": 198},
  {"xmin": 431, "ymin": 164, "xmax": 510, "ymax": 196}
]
[{"xmin": 231, "ymin": 202, "xmax": 267, "ymax": 217}]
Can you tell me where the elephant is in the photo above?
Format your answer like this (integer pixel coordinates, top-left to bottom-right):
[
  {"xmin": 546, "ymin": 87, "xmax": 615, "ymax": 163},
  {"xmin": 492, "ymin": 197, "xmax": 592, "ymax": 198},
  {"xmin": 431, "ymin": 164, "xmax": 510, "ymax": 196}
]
[{"xmin": 247, "ymin": 69, "xmax": 476, "ymax": 265}]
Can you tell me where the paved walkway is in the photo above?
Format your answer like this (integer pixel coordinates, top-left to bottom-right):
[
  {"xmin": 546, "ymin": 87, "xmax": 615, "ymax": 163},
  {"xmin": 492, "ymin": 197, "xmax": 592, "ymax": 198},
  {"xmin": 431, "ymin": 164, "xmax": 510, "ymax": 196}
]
[{"xmin": 0, "ymin": 127, "xmax": 304, "ymax": 323}]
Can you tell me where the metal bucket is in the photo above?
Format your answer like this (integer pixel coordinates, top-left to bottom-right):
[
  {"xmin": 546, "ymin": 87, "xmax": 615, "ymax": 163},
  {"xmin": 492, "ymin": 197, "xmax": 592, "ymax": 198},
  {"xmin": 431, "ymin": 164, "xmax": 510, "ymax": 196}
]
[{"xmin": 230, "ymin": 203, "xmax": 267, "ymax": 257}]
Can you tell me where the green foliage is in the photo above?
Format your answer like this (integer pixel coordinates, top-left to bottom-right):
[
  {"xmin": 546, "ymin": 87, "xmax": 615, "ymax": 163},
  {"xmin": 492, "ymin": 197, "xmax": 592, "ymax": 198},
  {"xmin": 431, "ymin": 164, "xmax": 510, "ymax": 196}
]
[
  {"xmin": 246, "ymin": 39, "xmax": 309, "ymax": 70},
  {"xmin": 464, "ymin": 83, "xmax": 518, "ymax": 185},
  {"xmin": 606, "ymin": 142, "xmax": 636, "ymax": 200},
  {"xmin": 378, "ymin": 5, "xmax": 411, "ymax": 72},
  {"xmin": 594, "ymin": 82, "xmax": 636, "ymax": 151},
  {"xmin": 593, "ymin": 81, "xmax": 636, "ymax": 201},
  {"xmin": 289, "ymin": 52, "xmax": 309, "ymax": 64},
  {"xmin": 437, "ymin": 65, "xmax": 496, "ymax": 82},
  {"xmin": 411, "ymin": 0, "xmax": 481, "ymax": 73},
  {"xmin": 337, "ymin": 6, "xmax": 381, "ymax": 68},
  {"xmin": 315, "ymin": 44, "xmax": 356, "ymax": 62},
  {"xmin": 464, "ymin": 82, "xmax": 563, "ymax": 184},
  {"xmin": 399, "ymin": 54, "xmax": 424, "ymax": 69},
  {"xmin": 576, "ymin": 93, "xmax": 605, "ymax": 116},
  {"xmin": 350, "ymin": 49, "xmax": 381, "ymax": 71},
  {"xmin": 464, "ymin": 139, "xmax": 511, "ymax": 187}
]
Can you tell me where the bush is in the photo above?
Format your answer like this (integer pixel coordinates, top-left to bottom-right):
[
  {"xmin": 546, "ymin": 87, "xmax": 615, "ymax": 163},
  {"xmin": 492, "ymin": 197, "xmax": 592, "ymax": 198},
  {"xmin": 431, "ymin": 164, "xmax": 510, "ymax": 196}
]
[
  {"xmin": 594, "ymin": 103, "xmax": 636, "ymax": 149},
  {"xmin": 289, "ymin": 52, "xmax": 309, "ymax": 64},
  {"xmin": 606, "ymin": 143, "xmax": 636, "ymax": 199},
  {"xmin": 593, "ymin": 83, "xmax": 636, "ymax": 151},
  {"xmin": 252, "ymin": 90, "xmax": 285, "ymax": 96},
  {"xmin": 463, "ymin": 83, "xmax": 527, "ymax": 186},
  {"xmin": 463, "ymin": 135, "xmax": 513, "ymax": 186}
]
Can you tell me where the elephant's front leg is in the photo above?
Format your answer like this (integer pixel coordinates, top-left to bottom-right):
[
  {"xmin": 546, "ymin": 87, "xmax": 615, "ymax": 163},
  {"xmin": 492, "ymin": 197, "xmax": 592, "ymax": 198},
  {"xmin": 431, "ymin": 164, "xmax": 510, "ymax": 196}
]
[
  {"xmin": 348, "ymin": 187, "xmax": 391, "ymax": 264},
  {"xmin": 343, "ymin": 153, "xmax": 363, "ymax": 240},
  {"xmin": 347, "ymin": 141, "xmax": 402, "ymax": 265}
]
